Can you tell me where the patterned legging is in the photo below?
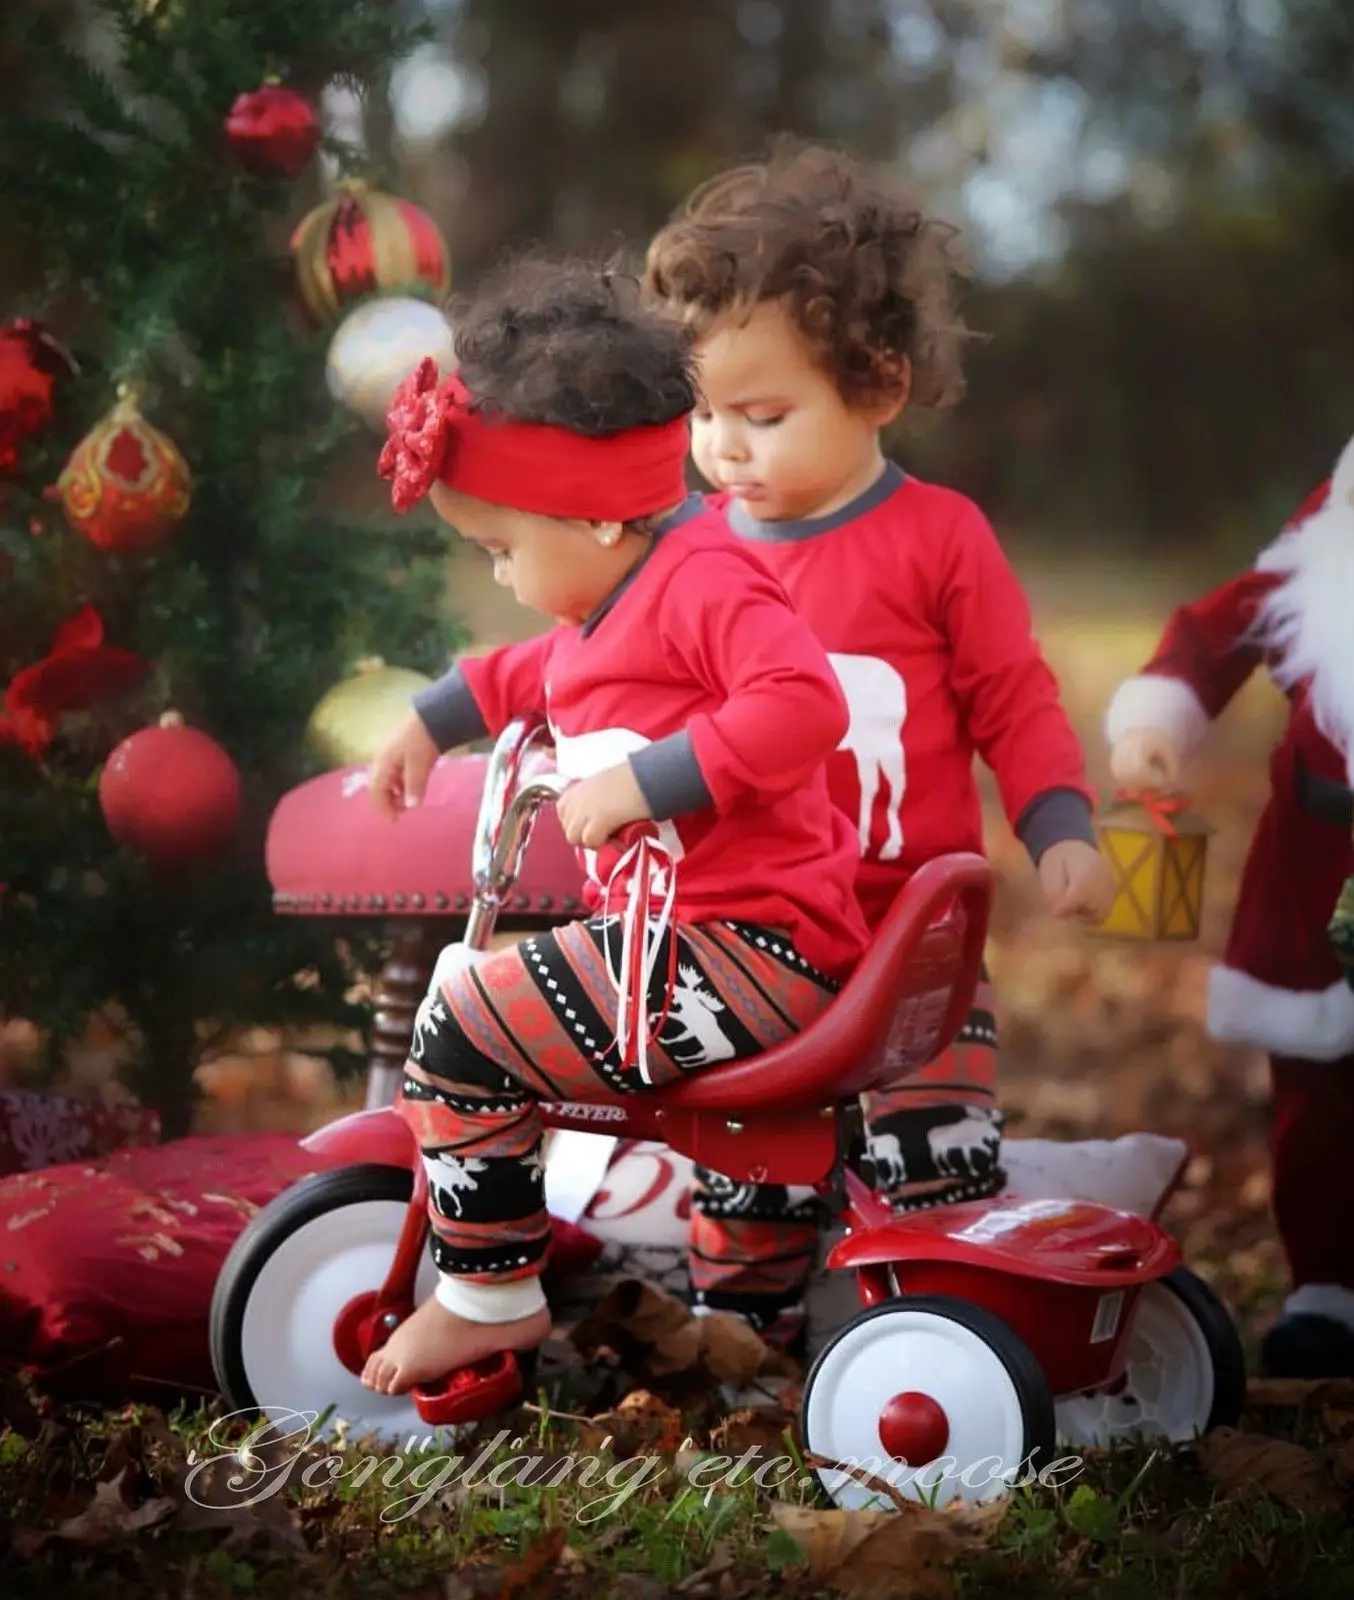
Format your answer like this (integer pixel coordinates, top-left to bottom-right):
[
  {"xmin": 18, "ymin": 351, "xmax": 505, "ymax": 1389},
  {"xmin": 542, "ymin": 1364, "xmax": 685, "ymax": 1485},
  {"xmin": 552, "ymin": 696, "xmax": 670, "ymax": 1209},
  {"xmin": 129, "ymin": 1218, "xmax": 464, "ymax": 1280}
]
[
  {"xmin": 398, "ymin": 915, "xmax": 839, "ymax": 1317},
  {"xmin": 689, "ymin": 969, "xmax": 1004, "ymax": 1346}
]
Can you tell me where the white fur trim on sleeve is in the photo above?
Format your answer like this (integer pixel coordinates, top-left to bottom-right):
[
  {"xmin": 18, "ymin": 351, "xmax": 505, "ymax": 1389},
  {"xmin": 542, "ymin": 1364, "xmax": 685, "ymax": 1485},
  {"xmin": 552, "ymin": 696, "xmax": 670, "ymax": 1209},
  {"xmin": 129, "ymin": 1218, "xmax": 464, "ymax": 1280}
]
[
  {"xmin": 1207, "ymin": 965, "xmax": 1354, "ymax": 1062},
  {"xmin": 1104, "ymin": 674, "xmax": 1211, "ymax": 756}
]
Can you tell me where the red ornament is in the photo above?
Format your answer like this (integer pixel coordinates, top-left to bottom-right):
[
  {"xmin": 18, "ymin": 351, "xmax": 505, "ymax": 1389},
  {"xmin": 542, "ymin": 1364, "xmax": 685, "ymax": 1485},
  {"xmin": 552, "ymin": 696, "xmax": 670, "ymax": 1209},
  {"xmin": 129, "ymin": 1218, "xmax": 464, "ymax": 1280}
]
[
  {"xmin": 55, "ymin": 387, "xmax": 192, "ymax": 553},
  {"xmin": 99, "ymin": 713, "xmax": 242, "ymax": 866},
  {"xmin": 290, "ymin": 179, "xmax": 451, "ymax": 325},
  {"xmin": 225, "ymin": 85, "xmax": 321, "ymax": 179},
  {"xmin": 0, "ymin": 318, "xmax": 79, "ymax": 477}
]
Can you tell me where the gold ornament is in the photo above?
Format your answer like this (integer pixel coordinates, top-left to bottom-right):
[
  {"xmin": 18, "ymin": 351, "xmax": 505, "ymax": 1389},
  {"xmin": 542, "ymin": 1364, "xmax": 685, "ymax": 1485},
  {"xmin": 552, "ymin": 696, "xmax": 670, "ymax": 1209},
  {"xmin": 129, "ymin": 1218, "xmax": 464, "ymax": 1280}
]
[
  {"xmin": 304, "ymin": 657, "xmax": 434, "ymax": 769},
  {"xmin": 290, "ymin": 178, "xmax": 451, "ymax": 326},
  {"xmin": 326, "ymin": 296, "xmax": 457, "ymax": 432},
  {"xmin": 55, "ymin": 385, "xmax": 192, "ymax": 554}
]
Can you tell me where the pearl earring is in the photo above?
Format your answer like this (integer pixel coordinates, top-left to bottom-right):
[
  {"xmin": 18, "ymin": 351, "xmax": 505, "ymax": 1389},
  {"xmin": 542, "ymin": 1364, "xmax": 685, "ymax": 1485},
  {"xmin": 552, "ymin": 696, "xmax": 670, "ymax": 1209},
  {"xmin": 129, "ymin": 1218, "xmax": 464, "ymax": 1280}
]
[{"xmin": 599, "ymin": 527, "xmax": 620, "ymax": 547}]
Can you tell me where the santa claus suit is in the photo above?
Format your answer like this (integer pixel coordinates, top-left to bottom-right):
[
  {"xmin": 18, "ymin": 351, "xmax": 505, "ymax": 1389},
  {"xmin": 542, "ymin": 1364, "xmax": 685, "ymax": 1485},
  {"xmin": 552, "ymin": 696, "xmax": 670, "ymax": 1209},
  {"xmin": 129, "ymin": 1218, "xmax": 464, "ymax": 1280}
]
[{"xmin": 1105, "ymin": 435, "xmax": 1354, "ymax": 1355}]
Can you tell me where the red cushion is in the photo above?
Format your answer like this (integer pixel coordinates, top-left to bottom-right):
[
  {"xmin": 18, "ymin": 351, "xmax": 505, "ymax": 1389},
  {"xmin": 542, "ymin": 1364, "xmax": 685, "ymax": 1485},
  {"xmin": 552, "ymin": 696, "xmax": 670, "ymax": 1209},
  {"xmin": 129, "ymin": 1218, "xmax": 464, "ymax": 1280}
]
[
  {"xmin": 265, "ymin": 752, "xmax": 586, "ymax": 916},
  {"xmin": 0, "ymin": 1089, "xmax": 161, "ymax": 1178},
  {"xmin": 0, "ymin": 1132, "xmax": 604, "ymax": 1407}
]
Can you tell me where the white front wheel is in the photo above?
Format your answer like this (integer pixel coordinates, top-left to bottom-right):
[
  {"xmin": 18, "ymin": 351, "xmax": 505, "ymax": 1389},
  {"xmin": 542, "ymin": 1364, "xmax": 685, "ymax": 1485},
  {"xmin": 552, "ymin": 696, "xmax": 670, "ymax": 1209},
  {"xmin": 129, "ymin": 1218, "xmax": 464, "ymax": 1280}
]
[
  {"xmin": 799, "ymin": 1295, "xmax": 1057, "ymax": 1510},
  {"xmin": 210, "ymin": 1164, "xmax": 443, "ymax": 1446}
]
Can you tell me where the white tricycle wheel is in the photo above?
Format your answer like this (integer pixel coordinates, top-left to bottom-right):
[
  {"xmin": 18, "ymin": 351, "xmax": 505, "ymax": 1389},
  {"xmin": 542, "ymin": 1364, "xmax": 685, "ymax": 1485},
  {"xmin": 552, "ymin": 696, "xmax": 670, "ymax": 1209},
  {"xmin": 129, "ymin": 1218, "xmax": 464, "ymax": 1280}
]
[
  {"xmin": 210, "ymin": 1164, "xmax": 443, "ymax": 1446},
  {"xmin": 1054, "ymin": 1265, "xmax": 1247, "ymax": 1449},
  {"xmin": 800, "ymin": 1294, "xmax": 1056, "ymax": 1511}
]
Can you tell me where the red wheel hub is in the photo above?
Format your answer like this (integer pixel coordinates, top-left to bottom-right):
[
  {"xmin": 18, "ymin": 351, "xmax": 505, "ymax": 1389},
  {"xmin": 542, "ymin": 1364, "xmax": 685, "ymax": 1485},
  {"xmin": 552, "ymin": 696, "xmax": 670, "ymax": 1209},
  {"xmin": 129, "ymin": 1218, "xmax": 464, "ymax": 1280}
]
[
  {"xmin": 877, "ymin": 1390, "xmax": 950, "ymax": 1466},
  {"xmin": 332, "ymin": 1291, "xmax": 410, "ymax": 1375}
]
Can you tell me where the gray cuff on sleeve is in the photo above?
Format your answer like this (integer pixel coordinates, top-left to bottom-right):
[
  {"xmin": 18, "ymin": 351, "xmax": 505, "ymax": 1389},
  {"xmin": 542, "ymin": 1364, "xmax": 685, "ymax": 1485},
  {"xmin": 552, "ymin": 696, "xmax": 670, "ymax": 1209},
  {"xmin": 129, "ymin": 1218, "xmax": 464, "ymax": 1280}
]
[
  {"xmin": 1016, "ymin": 788, "xmax": 1099, "ymax": 865},
  {"xmin": 628, "ymin": 730, "xmax": 713, "ymax": 820},
  {"xmin": 412, "ymin": 666, "xmax": 490, "ymax": 753}
]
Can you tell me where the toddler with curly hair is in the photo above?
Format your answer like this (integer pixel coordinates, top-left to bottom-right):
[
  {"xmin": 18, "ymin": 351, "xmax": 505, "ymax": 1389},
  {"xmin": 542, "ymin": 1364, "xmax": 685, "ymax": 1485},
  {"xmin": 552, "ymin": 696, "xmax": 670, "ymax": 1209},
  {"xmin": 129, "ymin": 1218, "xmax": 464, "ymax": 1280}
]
[{"xmin": 640, "ymin": 139, "xmax": 1115, "ymax": 1343}]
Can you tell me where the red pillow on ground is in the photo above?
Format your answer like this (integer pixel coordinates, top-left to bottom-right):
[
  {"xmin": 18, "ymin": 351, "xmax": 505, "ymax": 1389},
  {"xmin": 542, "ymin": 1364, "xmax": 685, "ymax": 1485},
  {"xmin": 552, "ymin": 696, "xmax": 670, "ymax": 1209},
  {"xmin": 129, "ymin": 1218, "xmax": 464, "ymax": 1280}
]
[{"xmin": 0, "ymin": 1131, "xmax": 604, "ymax": 1407}]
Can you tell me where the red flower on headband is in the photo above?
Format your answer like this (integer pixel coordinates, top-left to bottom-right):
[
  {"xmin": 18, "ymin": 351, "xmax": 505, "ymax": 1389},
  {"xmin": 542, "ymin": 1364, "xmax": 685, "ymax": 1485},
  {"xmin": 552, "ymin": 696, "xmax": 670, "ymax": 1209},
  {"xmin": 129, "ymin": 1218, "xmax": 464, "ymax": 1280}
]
[{"xmin": 378, "ymin": 357, "xmax": 459, "ymax": 512}]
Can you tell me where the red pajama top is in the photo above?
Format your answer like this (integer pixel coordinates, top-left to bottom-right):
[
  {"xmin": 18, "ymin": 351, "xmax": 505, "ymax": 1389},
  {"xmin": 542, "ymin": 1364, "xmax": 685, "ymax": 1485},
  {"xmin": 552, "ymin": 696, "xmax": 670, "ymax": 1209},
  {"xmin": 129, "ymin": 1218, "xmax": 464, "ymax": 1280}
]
[
  {"xmin": 712, "ymin": 466, "xmax": 1095, "ymax": 928},
  {"xmin": 439, "ymin": 501, "xmax": 871, "ymax": 981}
]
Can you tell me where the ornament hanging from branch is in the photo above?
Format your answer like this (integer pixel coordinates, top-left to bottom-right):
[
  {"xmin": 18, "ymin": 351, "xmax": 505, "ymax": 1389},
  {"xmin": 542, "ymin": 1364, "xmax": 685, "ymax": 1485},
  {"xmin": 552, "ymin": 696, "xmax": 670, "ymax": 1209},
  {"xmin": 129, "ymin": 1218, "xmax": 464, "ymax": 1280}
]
[
  {"xmin": 326, "ymin": 297, "xmax": 456, "ymax": 432},
  {"xmin": 225, "ymin": 84, "xmax": 321, "ymax": 179},
  {"xmin": 304, "ymin": 657, "xmax": 435, "ymax": 768},
  {"xmin": 290, "ymin": 179, "xmax": 451, "ymax": 326},
  {"xmin": 99, "ymin": 712, "xmax": 242, "ymax": 866},
  {"xmin": 0, "ymin": 318, "xmax": 80, "ymax": 477},
  {"xmin": 54, "ymin": 386, "xmax": 192, "ymax": 554}
]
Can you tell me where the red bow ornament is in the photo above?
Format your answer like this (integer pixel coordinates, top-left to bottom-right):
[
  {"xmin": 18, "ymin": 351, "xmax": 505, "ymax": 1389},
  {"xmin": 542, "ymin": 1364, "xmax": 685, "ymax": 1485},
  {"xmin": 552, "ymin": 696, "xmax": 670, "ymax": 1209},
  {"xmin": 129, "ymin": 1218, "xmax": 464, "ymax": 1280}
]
[{"xmin": 0, "ymin": 604, "xmax": 150, "ymax": 758}]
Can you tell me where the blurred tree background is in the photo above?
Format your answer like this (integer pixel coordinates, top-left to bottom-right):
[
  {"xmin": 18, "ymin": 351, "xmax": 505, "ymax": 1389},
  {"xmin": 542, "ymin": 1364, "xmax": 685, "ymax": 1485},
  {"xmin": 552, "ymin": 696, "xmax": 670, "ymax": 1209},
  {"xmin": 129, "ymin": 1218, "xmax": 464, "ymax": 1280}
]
[
  {"xmin": 362, "ymin": 0, "xmax": 1352, "ymax": 560},
  {"xmin": 5, "ymin": 0, "xmax": 1351, "ymax": 563}
]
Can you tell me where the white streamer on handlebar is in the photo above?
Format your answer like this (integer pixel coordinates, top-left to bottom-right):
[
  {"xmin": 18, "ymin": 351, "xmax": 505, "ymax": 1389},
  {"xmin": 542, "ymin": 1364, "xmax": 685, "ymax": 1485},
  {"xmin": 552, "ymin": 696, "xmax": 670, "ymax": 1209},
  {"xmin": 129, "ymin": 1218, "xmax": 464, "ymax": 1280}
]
[{"xmin": 598, "ymin": 833, "xmax": 678, "ymax": 1086}]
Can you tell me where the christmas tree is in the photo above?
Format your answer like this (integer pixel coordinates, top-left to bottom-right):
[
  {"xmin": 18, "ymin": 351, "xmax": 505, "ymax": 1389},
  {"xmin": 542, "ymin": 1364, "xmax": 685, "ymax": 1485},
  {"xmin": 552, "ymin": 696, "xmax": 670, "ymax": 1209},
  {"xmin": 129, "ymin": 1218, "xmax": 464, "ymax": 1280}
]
[{"xmin": 0, "ymin": 1, "xmax": 460, "ymax": 1136}]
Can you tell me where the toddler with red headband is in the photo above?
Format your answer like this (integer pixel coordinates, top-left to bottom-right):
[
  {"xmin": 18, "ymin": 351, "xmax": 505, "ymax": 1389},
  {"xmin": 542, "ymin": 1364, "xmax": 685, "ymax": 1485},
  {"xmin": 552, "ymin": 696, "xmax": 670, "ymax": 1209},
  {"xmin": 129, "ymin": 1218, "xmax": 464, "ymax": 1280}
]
[{"xmin": 361, "ymin": 257, "xmax": 870, "ymax": 1395}]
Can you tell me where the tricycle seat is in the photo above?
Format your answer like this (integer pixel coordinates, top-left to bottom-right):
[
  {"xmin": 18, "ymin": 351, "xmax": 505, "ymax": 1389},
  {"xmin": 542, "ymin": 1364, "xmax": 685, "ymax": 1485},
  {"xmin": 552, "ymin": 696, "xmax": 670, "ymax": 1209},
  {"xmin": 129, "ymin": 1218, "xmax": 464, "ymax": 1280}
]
[
  {"xmin": 648, "ymin": 851, "xmax": 992, "ymax": 1115},
  {"xmin": 601, "ymin": 852, "xmax": 993, "ymax": 1186}
]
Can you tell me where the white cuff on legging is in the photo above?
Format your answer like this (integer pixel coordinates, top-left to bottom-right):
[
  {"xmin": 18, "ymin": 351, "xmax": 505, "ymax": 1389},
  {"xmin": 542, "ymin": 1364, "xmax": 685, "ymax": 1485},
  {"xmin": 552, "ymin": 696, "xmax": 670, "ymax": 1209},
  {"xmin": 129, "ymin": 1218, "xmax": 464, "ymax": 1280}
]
[{"xmin": 434, "ymin": 1271, "xmax": 547, "ymax": 1324}]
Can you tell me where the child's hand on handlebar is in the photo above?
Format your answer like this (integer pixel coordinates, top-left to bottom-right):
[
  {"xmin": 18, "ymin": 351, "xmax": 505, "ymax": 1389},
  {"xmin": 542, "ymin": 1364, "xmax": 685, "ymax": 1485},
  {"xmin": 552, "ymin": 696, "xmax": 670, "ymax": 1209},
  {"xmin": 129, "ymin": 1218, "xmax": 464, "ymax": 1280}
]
[
  {"xmin": 369, "ymin": 712, "xmax": 440, "ymax": 820},
  {"xmin": 556, "ymin": 762, "xmax": 652, "ymax": 850}
]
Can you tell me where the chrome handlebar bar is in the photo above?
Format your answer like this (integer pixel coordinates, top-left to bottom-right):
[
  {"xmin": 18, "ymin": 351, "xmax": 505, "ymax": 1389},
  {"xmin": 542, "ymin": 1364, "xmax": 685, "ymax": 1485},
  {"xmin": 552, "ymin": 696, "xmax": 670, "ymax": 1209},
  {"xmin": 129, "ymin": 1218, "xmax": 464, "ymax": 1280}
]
[{"xmin": 464, "ymin": 717, "xmax": 568, "ymax": 951}]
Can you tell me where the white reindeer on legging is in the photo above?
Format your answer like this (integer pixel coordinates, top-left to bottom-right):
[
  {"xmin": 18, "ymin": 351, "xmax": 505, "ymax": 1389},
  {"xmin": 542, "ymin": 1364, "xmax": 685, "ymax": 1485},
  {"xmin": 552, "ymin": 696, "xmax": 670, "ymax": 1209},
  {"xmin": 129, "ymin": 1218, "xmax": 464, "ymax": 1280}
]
[
  {"xmin": 662, "ymin": 965, "xmax": 737, "ymax": 1068},
  {"xmin": 423, "ymin": 1151, "xmax": 489, "ymax": 1216},
  {"xmin": 928, "ymin": 1106, "xmax": 1002, "ymax": 1178},
  {"xmin": 827, "ymin": 653, "xmax": 908, "ymax": 862}
]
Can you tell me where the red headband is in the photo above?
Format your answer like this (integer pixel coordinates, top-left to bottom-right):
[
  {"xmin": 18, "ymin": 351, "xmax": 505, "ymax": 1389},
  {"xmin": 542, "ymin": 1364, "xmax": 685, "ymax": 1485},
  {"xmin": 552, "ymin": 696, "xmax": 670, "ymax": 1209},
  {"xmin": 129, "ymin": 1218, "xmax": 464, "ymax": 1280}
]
[{"xmin": 378, "ymin": 358, "xmax": 691, "ymax": 521}]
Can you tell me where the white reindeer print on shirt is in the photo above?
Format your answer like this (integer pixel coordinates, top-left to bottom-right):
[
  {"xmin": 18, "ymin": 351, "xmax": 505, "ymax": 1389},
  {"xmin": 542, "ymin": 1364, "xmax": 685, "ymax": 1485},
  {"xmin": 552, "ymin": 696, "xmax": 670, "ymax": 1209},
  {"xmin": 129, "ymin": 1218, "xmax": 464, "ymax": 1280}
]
[{"xmin": 826, "ymin": 652, "xmax": 908, "ymax": 862}]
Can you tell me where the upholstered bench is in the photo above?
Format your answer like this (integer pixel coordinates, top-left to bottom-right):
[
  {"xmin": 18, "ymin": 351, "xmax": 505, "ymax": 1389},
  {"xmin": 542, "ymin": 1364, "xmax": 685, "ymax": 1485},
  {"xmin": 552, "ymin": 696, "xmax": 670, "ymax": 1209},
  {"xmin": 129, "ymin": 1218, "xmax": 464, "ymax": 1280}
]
[{"xmin": 265, "ymin": 752, "xmax": 587, "ymax": 1106}]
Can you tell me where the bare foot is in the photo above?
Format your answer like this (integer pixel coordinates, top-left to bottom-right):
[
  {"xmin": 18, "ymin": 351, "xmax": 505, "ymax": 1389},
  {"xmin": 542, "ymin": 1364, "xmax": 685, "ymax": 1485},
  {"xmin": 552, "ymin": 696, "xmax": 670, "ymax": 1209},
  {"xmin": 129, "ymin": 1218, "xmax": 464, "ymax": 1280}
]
[{"xmin": 361, "ymin": 1297, "xmax": 552, "ymax": 1396}]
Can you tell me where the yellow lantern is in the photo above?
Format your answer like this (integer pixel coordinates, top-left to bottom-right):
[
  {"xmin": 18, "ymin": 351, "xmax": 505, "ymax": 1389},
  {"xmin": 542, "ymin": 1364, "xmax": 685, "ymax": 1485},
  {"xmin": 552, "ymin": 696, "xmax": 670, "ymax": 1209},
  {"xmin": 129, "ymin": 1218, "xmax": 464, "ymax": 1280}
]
[
  {"xmin": 1093, "ymin": 790, "xmax": 1210, "ymax": 941},
  {"xmin": 304, "ymin": 658, "xmax": 434, "ymax": 769}
]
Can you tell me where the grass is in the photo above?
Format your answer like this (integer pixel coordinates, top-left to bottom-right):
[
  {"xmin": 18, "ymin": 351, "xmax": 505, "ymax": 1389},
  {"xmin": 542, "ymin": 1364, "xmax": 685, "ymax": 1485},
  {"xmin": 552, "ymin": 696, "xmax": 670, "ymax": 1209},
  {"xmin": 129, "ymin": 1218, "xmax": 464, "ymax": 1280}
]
[{"xmin": 5, "ymin": 1356, "xmax": 1354, "ymax": 1599}]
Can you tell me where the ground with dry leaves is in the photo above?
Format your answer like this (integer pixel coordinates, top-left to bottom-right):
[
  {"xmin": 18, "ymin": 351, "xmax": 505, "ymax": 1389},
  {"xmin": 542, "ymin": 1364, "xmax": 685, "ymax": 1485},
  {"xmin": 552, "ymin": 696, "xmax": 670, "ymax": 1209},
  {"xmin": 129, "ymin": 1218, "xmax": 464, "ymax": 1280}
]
[
  {"xmin": 3, "ymin": 1280, "xmax": 1354, "ymax": 1599},
  {"xmin": 5, "ymin": 562, "xmax": 1352, "ymax": 1595}
]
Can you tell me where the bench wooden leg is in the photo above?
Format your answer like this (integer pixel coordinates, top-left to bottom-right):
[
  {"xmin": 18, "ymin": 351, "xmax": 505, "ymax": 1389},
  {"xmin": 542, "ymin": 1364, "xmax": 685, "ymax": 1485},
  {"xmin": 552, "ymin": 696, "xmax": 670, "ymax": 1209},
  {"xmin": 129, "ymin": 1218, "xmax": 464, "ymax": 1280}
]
[{"xmin": 365, "ymin": 924, "xmax": 439, "ymax": 1109}]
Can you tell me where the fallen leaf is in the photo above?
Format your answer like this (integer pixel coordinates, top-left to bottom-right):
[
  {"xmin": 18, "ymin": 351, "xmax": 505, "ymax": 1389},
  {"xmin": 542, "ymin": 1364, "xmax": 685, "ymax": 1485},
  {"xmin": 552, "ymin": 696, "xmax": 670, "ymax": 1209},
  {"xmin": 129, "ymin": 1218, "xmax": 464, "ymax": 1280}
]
[
  {"xmin": 167, "ymin": 1449, "xmax": 311, "ymax": 1555},
  {"xmin": 769, "ymin": 1499, "xmax": 1008, "ymax": 1599},
  {"xmin": 570, "ymin": 1279, "xmax": 773, "ymax": 1384},
  {"xmin": 695, "ymin": 1312, "xmax": 771, "ymax": 1385},
  {"xmin": 1195, "ymin": 1426, "xmax": 1344, "ymax": 1515},
  {"xmin": 1245, "ymin": 1377, "xmax": 1354, "ymax": 1410},
  {"xmin": 709, "ymin": 1407, "xmax": 798, "ymax": 1458},
  {"xmin": 11, "ymin": 1463, "xmax": 176, "ymax": 1554},
  {"xmin": 576, "ymin": 1389, "xmax": 686, "ymax": 1456},
  {"xmin": 498, "ymin": 1524, "xmax": 567, "ymax": 1596}
]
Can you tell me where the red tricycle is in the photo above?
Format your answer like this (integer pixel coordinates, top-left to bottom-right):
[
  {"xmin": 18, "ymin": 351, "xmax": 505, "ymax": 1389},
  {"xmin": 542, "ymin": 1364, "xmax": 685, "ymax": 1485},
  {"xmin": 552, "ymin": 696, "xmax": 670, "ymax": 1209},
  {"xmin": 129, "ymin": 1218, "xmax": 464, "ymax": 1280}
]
[{"xmin": 211, "ymin": 716, "xmax": 1245, "ymax": 1510}]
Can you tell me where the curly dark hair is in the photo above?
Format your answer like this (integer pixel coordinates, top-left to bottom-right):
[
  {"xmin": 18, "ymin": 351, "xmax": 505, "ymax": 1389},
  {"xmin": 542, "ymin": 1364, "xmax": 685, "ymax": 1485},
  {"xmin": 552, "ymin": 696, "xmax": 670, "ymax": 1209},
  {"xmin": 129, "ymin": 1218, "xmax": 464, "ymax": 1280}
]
[
  {"xmin": 644, "ymin": 139, "xmax": 975, "ymax": 414},
  {"xmin": 448, "ymin": 255, "xmax": 698, "ymax": 436}
]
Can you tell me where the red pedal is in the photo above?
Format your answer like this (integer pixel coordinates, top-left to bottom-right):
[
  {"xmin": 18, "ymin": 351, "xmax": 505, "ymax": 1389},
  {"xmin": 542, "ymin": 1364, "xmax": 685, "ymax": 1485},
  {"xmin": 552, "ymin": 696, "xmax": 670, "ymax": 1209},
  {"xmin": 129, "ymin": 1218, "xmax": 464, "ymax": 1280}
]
[{"xmin": 412, "ymin": 1350, "xmax": 524, "ymax": 1426}]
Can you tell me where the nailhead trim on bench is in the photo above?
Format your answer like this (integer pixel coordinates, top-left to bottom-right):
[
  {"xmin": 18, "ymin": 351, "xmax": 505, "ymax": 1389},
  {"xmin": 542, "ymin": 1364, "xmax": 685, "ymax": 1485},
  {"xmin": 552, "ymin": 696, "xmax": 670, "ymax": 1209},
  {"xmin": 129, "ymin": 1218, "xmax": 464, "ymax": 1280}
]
[{"xmin": 272, "ymin": 892, "xmax": 580, "ymax": 916}]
